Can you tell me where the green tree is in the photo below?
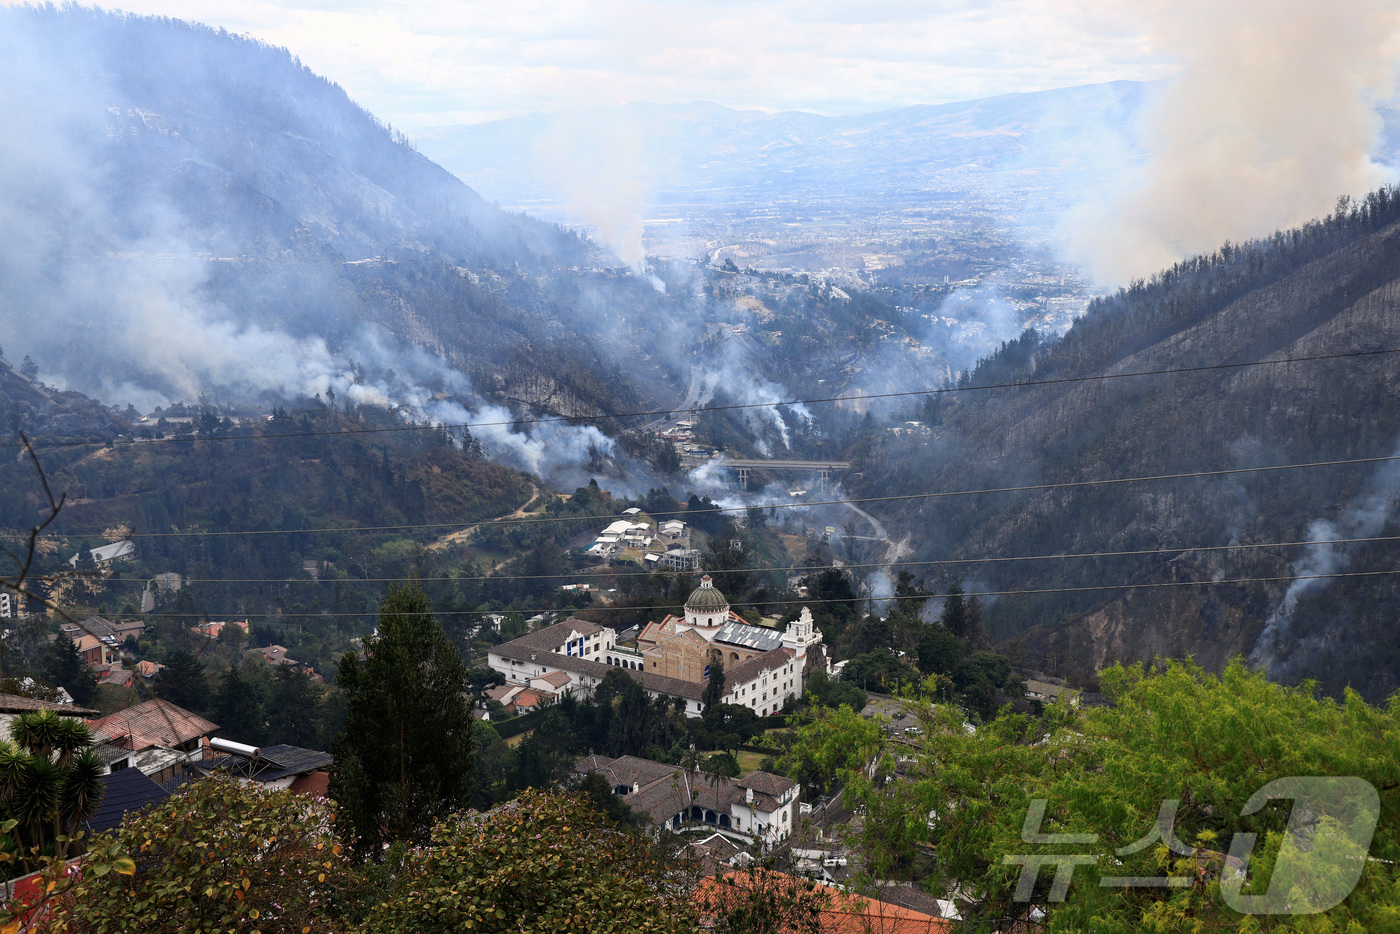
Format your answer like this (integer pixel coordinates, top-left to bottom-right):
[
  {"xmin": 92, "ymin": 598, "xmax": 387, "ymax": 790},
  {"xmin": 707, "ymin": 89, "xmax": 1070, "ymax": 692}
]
[
  {"xmin": 43, "ymin": 634, "xmax": 97, "ymax": 707},
  {"xmin": 937, "ymin": 582, "xmax": 973, "ymax": 643},
  {"xmin": 265, "ymin": 667, "xmax": 324, "ymax": 748},
  {"xmin": 608, "ymin": 677, "xmax": 653, "ymax": 757},
  {"xmin": 706, "ymin": 523, "xmax": 756, "ymax": 597},
  {"xmin": 51, "ymin": 777, "xmax": 355, "ymax": 933},
  {"xmin": 916, "ymin": 625, "xmax": 963, "ymax": 677},
  {"xmin": 157, "ymin": 650, "xmax": 210, "ymax": 714},
  {"xmin": 803, "ymin": 668, "xmax": 866, "ymax": 711},
  {"xmin": 778, "ymin": 703, "xmax": 883, "ymax": 798},
  {"xmin": 465, "ymin": 666, "xmax": 505, "ymax": 706},
  {"xmin": 213, "ymin": 664, "xmax": 267, "ymax": 746},
  {"xmin": 702, "ymin": 660, "xmax": 727, "ymax": 713},
  {"xmin": 330, "ymin": 581, "xmax": 474, "ymax": 855},
  {"xmin": 0, "ymin": 710, "xmax": 104, "ymax": 873},
  {"xmin": 841, "ymin": 649, "xmax": 919, "ymax": 692},
  {"xmin": 952, "ymin": 650, "xmax": 1018, "ymax": 720},
  {"xmin": 19, "ymin": 355, "xmax": 37, "ymax": 381},
  {"xmin": 361, "ymin": 789, "xmax": 700, "ymax": 934},
  {"xmin": 824, "ymin": 659, "xmax": 1400, "ymax": 932}
]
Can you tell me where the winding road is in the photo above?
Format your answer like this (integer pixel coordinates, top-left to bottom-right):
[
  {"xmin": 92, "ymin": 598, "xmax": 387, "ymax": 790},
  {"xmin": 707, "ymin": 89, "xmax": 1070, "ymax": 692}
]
[{"xmin": 427, "ymin": 482, "xmax": 542, "ymax": 552}]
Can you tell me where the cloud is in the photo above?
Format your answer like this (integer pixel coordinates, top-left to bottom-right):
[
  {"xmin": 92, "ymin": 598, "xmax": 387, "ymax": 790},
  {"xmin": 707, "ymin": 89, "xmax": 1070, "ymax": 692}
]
[{"xmin": 29, "ymin": 0, "xmax": 1177, "ymax": 130}]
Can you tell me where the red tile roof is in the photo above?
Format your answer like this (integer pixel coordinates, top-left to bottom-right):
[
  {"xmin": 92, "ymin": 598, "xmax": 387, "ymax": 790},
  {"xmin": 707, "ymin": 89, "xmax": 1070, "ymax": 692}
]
[
  {"xmin": 695, "ymin": 871, "xmax": 952, "ymax": 934},
  {"xmin": 87, "ymin": 699, "xmax": 219, "ymax": 750}
]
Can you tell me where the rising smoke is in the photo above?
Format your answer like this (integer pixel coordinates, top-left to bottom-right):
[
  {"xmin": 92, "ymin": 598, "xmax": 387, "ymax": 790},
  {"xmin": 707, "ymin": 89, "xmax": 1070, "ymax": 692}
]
[
  {"xmin": 1062, "ymin": 0, "xmax": 1400, "ymax": 285},
  {"xmin": 0, "ymin": 7, "xmax": 620, "ymax": 484},
  {"xmin": 539, "ymin": 107, "xmax": 656, "ymax": 280},
  {"xmin": 1249, "ymin": 439, "xmax": 1400, "ymax": 674}
]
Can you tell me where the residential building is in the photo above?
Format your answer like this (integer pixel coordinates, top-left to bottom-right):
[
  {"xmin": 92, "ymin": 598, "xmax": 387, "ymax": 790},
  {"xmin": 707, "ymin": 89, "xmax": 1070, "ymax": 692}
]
[
  {"xmin": 57, "ymin": 616, "xmax": 144, "ymax": 666},
  {"xmin": 92, "ymin": 663, "xmax": 134, "ymax": 688},
  {"xmin": 190, "ymin": 620, "xmax": 249, "ymax": 639},
  {"xmin": 72, "ymin": 634, "xmax": 112, "ymax": 668},
  {"xmin": 82, "ymin": 768, "xmax": 170, "ymax": 836},
  {"xmin": 87, "ymin": 699, "xmax": 219, "ymax": 784},
  {"xmin": 576, "ymin": 754, "xmax": 799, "ymax": 846},
  {"xmin": 67, "ymin": 540, "xmax": 137, "ymax": 569},
  {"xmin": 0, "ymin": 694, "xmax": 100, "ymax": 746},
  {"xmin": 196, "ymin": 743, "xmax": 333, "ymax": 795},
  {"xmin": 694, "ymin": 870, "xmax": 952, "ymax": 933}
]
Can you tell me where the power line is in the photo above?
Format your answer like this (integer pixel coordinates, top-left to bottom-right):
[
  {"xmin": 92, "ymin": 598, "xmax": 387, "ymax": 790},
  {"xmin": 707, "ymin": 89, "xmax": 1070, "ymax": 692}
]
[
  {"xmin": 78, "ymin": 533, "xmax": 1400, "ymax": 586},
  {"xmin": 58, "ymin": 451, "xmax": 1400, "ymax": 539},
  {"xmin": 96, "ymin": 569, "xmax": 1400, "ymax": 619},
  {"xmin": 12, "ymin": 346, "xmax": 1400, "ymax": 451}
]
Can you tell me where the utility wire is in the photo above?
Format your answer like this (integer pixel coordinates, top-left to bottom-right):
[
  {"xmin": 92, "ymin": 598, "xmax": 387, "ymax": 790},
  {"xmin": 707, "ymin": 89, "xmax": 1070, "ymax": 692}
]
[
  {"xmin": 10, "ymin": 346, "xmax": 1400, "ymax": 451},
  {"xmin": 55, "ymin": 451, "xmax": 1400, "ymax": 539},
  {"xmin": 108, "ymin": 569, "xmax": 1400, "ymax": 619},
  {"xmin": 78, "ymin": 533, "xmax": 1400, "ymax": 587}
]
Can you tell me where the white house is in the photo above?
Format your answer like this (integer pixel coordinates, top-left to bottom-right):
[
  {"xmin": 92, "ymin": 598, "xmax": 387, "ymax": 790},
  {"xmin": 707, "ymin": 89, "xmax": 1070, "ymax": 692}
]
[
  {"xmin": 68, "ymin": 540, "xmax": 137, "ymax": 569},
  {"xmin": 576, "ymin": 754, "xmax": 799, "ymax": 846}
]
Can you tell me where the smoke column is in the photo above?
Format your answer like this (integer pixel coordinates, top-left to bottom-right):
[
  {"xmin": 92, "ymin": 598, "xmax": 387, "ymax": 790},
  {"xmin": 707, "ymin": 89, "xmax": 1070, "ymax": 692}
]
[
  {"xmin": 1063, "ymin": 0, "xmax": 1400, "ymax": 284},
  {"xmin": 540, "ymin": 107, "xmax": 652, "ymax": 276},
  {"xmin": 1249, "ymin": 439, "xmax": 1400, "ymax": 673}
]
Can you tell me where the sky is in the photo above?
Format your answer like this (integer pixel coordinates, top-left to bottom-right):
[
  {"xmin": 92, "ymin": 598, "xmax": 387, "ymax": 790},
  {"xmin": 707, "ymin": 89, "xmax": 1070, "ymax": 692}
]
[{"xmin": 32, "ymin": 0, "xmax": 1179, "ymax": 130}]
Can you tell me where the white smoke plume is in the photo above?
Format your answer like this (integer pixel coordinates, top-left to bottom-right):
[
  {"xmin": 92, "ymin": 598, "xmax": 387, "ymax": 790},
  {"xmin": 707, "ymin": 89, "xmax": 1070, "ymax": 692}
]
[
  {"xmin": 1063, "ymin": 0, "xmax": 1400, "ymax": 285},
  {"xmin": 707, "ymin": 337, "xmax": 812, "ymax": 456},
  {"xmin": 539, "ymin": 107, "xmax": 654, "ymax": 277},
  {"xmin": 1249, "ymin": 440, "xmax": 1400, "ymax": 673}
]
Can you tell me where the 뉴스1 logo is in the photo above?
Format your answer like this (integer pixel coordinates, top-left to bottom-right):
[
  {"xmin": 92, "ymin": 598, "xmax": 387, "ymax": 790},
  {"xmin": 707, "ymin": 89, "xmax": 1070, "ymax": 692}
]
[{"xmin": 1004, "ymin": 776, "xmax": 1380, "ymax": 915}]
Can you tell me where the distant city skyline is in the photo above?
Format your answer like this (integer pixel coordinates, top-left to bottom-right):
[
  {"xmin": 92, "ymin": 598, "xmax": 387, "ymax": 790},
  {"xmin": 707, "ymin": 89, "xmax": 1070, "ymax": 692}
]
[{"xmin": 3, "ymin": 0, "xmax": 1179, "ymax": 131}]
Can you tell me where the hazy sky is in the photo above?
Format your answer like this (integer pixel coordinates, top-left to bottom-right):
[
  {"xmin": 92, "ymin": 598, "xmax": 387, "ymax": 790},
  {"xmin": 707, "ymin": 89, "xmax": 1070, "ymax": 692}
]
[{"xmin": 39, "ymin": 0, "xmax": 1176, "ymax": 129}]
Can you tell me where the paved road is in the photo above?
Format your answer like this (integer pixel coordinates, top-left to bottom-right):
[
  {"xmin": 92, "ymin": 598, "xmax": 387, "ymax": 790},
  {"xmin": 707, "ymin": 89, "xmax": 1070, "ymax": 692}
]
[{"xmin": 640, "ymin": 365, "xmax": 709, "ymax": 433}]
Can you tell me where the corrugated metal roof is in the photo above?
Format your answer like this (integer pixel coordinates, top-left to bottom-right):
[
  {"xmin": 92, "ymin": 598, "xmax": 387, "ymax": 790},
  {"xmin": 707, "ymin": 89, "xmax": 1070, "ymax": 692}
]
[
  {"xmin": 713, "ymin": 621, "xmax": 784, "ymax": 652},
  {"xmin": 198, "ymin": 744, "xmax": 333, "ymax": 783}
]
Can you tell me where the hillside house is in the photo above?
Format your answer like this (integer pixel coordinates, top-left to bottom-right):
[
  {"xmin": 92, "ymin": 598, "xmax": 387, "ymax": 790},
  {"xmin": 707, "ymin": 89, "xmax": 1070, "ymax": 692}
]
[
  {"xmin": 0, "ymin": 694, "xmax": 100, "ymax": 746},
  {"xmin": 87, "ymin": 699, "xmax": 219, "ymax": 784},
  {"xmin": 197, "ymin": 743, "xmax": 333, "ymax": 795},
  {"xmin": 576, "ymin": 754, "xmax": 799, "ymax": 846},
  {"xmin": 67, "ymin": 540, "xmax": 136, "ymax": 569}
]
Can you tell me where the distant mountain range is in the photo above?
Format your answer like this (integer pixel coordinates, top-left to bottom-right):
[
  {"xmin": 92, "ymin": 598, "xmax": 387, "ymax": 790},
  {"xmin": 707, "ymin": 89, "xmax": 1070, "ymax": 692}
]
[{"xmin": 417, "ymin": 85, "xmax": 1400, "ymax": 217}]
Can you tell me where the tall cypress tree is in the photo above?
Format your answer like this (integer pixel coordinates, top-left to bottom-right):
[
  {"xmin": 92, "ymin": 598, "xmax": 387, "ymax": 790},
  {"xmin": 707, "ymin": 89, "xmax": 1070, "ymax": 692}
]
[
  {"xmin": 44, "ymin": 633, "xmax": 97, "ymax": 706},
  {"xmin": 330, "ymin": 581, "xmax": 474, "ymax": 856}
]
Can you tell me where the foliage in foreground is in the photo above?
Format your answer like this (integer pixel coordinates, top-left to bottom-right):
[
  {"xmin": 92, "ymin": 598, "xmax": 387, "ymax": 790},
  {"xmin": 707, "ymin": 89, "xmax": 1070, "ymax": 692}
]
[
  {"xmin": 809, "ymin": 658, "xmax": 1400, "ymax": 932},
  {"xmin": 360, "ymin": 789, "xmax": 700, "ymax": 934},
  {"xmin": 39, "ymin": 777, "xmax": 353, "ymax": 933}
]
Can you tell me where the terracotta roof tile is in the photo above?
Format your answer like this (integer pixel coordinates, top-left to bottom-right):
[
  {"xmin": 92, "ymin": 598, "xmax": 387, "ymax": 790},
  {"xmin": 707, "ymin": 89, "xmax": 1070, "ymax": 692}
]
[
  {"xmin": 695, "ymin": 871, "xmax": 952, "ymax": 933},
  {"xmin": 737, "ymin": 770, "xmax": 795, "ymax": 797},
  {"xmin": 88, "ymin": 699, "xmax": 219, "ymax": 750},
  {"xmin": 0, "ymin": 694, "xmax": 100, "ymax": 717}
]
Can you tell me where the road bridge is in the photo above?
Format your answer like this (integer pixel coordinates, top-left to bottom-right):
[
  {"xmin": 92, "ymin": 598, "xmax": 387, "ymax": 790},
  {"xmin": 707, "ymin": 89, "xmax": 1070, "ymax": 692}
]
[{"xmin": 680, "ymin": 456, "xmax": 852, "ymax": 491}]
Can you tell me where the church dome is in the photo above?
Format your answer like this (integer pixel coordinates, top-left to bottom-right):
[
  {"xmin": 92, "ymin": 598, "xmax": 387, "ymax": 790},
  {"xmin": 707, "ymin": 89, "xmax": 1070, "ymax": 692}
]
[{"xmin": 684, "ymin": 575, "xmax": 729, "ymax": 613}]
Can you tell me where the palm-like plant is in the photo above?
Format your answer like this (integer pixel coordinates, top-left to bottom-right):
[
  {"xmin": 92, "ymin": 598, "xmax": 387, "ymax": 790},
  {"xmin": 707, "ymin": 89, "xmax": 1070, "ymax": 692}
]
[
  {"xmin": 12, "ymin": 709, "xmax": 64, "ymax": 759},
  {"xmin": 0, "ymin": 710, "xmax": 105, "ymax": 873}
]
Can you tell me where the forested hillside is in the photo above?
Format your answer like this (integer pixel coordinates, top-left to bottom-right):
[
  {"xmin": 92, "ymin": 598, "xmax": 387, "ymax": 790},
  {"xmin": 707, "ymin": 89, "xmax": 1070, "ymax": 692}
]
[{"xmin": 856, "ymin": 190, "xmax": 1400, "ymax": 701}]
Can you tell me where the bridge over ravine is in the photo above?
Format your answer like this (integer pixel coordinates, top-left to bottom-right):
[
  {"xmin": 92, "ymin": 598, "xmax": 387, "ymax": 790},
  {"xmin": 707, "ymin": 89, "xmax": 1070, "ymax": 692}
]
[{"xmin": 679, "ymin": 456, "xmax": 852, "ymax": 490}]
